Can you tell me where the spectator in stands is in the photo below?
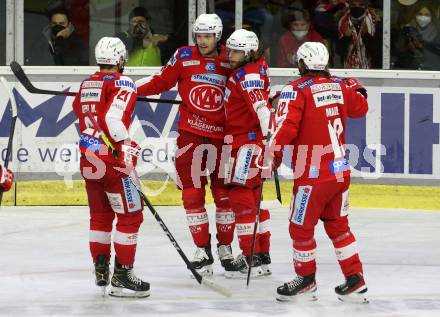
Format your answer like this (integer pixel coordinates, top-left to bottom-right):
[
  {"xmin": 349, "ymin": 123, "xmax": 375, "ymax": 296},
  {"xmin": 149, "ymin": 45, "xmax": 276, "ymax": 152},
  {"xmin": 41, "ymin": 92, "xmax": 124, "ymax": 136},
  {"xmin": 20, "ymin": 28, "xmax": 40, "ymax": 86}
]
[
  {"xmin": 337, "ymin": 0, "xmax": 382, "ymax": 68},
  {"xmin": 116, "ymin": 6, "xmax": 168, "ymax": 67},
  {"xmin": 394, "ymin": 3, "xmax": 440, "ymax": 70},
  {"xmin": 44, "ymin": 7, "xmax": 89, "ymax": 65},
  {"xmin": 314, "ymin": 1, "xmax": 348, "ymax": 66},
  {"xmin": 276, "ymin": 9, "xmax": 325, "ymax": 67}
]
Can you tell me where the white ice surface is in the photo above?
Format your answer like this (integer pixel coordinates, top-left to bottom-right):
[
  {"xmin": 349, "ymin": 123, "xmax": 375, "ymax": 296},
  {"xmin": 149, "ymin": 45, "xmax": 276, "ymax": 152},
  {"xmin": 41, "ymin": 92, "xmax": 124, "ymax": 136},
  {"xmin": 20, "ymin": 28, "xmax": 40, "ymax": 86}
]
[{"xmin": 0, "ymin": 205, "xmax": 439, "ymax": 317}]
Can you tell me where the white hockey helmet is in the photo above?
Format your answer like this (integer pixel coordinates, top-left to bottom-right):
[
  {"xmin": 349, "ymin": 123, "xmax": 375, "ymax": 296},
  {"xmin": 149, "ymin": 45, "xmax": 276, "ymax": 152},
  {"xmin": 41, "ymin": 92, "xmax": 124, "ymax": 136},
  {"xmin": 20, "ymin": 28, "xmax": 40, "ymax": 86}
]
[
  {"xmin": 226, "ymin": 29, "xmax": 259, "ymax": 57},
  {"xmin": 95, "ymin": 37, "xmax": 127, "ymax": 66},
  {"xmin": 193, "ymin": 13, "xmax": 223, "ymax": 42},
  {"xmin": 296, "ymin": 42, "xmax": 329, "ymax": 71}
]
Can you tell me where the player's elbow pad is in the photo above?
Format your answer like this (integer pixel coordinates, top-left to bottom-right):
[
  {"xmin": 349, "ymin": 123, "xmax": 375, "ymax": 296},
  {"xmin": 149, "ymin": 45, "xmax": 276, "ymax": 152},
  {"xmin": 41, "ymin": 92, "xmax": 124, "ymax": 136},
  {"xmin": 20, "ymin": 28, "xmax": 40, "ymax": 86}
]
[
  {"xmin": 105, "ymin": 110, "xmax": 129, "ymax": 142},
  {"xmin": 254, "ymin": 101, "xmax": 271, "ymax": 137}
]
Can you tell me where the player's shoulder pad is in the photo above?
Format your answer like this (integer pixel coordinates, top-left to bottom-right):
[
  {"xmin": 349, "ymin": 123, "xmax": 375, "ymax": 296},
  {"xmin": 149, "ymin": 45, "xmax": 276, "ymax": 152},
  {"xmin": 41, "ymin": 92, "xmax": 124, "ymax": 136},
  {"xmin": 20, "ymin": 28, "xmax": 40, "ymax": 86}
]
[
  {"xmin": 102, "ymin": 73, "xmax": 117, "ymax": 81},
  {"xmin": 278, "ymin": 84, "xmax": 298, "ymax": 101},
  {"xmin": 177, "ymin": 46, "xmax": 195, "ymax": 61},
  {"xmin": 233, "ymin": 67, "xmax": 247, "ymax": 81},
  {"xmin": 114, "ymin": 75, "xmax": 136, "ymax": 92},
  {"xmin": 293, "ymin": 77, "xmax": 315, "ymax": 90}
]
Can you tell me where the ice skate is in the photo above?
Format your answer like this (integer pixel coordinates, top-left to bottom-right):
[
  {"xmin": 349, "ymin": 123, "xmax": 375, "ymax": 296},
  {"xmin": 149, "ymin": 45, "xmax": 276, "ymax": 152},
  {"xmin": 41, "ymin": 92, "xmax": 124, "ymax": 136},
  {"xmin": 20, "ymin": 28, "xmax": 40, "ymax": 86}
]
[
  {"xmin": 94, "ymin": 255, "xmax": 110, "ymax": 296},
  {"xmin": 109, "ymin": 258, "xmax": 150, "ymax": 298},
  {"xmin": 276, "ymin": 274, "xmax": 317, "ymax": 302},
  {"xmin": 335, "ymin": 273, "xmax": 368, "ymax": 303},
  {"xmin": 189, "ymin": 245, "xmax": 214, "ymax": 278},
  {"xmin": 217, "ymin": 244, "xmax": 234, "ymax": 268},
  {"xmin": 224, "ymin": 254, "xmax": 264, "ymax": 279},
  {"xmin": 257, "ymin": 252, "xmax": 272, "ymax": 276}
]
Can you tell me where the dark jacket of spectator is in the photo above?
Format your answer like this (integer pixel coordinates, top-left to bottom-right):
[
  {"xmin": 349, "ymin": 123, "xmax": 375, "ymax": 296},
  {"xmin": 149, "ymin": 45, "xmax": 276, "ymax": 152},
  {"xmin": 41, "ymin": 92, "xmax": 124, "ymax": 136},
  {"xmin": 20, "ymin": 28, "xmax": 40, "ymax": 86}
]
[
  {"xmin": 44, "ymin": 26, "xmax": 88, "ymax": 65},
  {"xmin": 394, "ymin": 6, "xmax": 440, "ymax": 70}
]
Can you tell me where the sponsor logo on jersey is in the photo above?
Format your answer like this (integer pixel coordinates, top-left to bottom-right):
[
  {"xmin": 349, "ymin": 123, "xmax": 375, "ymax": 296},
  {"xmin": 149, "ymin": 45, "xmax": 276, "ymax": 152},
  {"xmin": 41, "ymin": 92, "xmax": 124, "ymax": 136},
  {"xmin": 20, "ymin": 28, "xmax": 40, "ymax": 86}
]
[
  {"xmin": 122, "ymin": 177, "xmax": 142, "ymax": 212},
  {"xmin": 279, "ymin": 91, "xmax": 297, "ymax": 100},
  {"xmin": 102, "ymin": 74, "xmax": 116, "ymax": 81},
  {"xmin": 205, "ymin": 62, "xmax": 216, "ymax": 73},
  {"xmin": 241, "ymin": 79, "xmax": 264, "ymax": 90},
  {"xmin": 234, "ymin": 68, "xmax": 247, "ymax": 81},
  {"xmin": 80, "ymin": 89, "xmax": 101, "ymax": 102},
  {"xmin": 81, "ymin": 81, "xmax": 103, "ymax": 89},
  {"xmin": 191, "ymin": 74, "xmax": 226, "ymax": 86},
  {"xmin": 233, "ymin": 147, "xmax": 254, "ymax": 184},
  {"xmin": 313, "ymin": 90, "xmax": 344, "ymax": 108},
  {"xmin": 296, "ymin": 78, "xmax": 315, "ymax": 89},
  {"xmin": 182, "ymin": 60, "xmax": 200, "ymax": 67},
  {"xmin": 189, "ymin": 84, "xmax": 224, "ymax": 112},
  {"xmin": 292, "ymin": 186, "xmax": 312, "ymax": 225},
  {"xmin": 311, "ymin": 83, "xmax": 341, "ymax": 93},
  {"xmin": 178, "ymin": 47, "xmax": 192, "ymax": 60},
  {"xmin": 259, "ymin": 65, "xmax": 267, "ymax": 76},
  {"xmin": 329, "ymin": 158, "xmax": 350, "ymax": 174},
  {"xmin": 115, "ymin": 79, "xmax": 136, "ymax": 91},
  {"xmin": 79, "ymin": 133, "xmax": 103, "ymax": 153},
  {"xmin": 326, "ymin": 106, "xmax": 340, "ymax": 117}
]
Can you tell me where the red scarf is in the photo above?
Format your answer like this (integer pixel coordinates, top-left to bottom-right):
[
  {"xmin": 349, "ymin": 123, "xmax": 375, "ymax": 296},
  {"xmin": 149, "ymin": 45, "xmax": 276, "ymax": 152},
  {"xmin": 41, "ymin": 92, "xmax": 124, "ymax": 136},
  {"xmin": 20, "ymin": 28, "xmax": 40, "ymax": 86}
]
[{"xmin": 338, "ymin": 8, "xmax": 376, "ymax": 68}]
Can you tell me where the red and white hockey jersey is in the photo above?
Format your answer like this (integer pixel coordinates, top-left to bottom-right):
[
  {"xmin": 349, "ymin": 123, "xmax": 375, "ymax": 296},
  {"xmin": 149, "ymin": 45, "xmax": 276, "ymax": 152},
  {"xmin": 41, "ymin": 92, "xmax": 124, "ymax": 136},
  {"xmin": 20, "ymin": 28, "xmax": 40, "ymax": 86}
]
[
  {"xmin": 72, "ymin": 71, "xmax": 137, "ymax": 164},
  {"xmin": 136, "ymin": 45, "xmax": 231, "ymax": 139},
  {"xmin": 223, "ymin": 56, "xmax": 271, "ymax": 148},
  {"xmin": 272, "ymin": 76, "xmax": 368, "ymax": 184}
]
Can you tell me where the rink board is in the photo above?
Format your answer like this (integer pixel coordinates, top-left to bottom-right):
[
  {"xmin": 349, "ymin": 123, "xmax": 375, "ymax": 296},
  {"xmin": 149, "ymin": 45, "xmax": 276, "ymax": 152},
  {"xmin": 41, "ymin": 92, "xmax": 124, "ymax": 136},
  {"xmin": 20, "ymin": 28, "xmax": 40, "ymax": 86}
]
[{"xmin": 0, "ymin": 67, "xmax": 439, "ymax": 183}]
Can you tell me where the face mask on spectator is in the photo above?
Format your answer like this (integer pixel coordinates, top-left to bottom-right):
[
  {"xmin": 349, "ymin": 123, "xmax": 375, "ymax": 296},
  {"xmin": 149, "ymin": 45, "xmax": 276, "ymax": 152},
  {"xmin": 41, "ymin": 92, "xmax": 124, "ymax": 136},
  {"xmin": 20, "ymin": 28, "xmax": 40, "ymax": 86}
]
[
  {"xmin": 52, "ymin": 24, "xmax": 66, "ymax": 38},
  {"xmin": 416, "ymin": 15, "xmax": 431, "ymax": 28},
  {"xmin": 292, "ymin": 30, "xmax": 308, "ymax": 40},
  {"xmin": 350, "ymin": 6, "xmax": 366, "ymax": 19},
  {"xmin": 131, "ymin": 22, "xmax": 149, "ymax": 39}
]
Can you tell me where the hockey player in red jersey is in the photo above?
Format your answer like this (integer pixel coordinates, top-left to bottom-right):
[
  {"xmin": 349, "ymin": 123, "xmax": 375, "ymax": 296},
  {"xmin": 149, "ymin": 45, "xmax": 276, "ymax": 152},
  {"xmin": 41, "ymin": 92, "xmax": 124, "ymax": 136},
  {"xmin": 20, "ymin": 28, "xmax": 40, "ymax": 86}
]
[
  {"xmin": 135, "ymin": 14, "xmax": 235, "ymax": 276},
  {"xmin": 0, "ymin": 164, "xmax": 13, "ymax": 192},
  {"xmin": 221, "ymin": 29, "xmax": 272, "ymax": 278},
  {"xmin": 72, "ymin": 37, "xmax": 149, "ymax": 298},
  {"xmin": 270, "ymin": 42, "xmax": 368, "ymax": 302}
]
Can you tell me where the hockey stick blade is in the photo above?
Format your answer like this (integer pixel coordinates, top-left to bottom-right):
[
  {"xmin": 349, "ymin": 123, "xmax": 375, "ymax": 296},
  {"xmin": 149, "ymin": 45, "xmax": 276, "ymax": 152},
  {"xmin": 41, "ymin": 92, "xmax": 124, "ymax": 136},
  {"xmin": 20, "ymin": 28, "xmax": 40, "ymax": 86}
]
[
  {"xmin": 201, "ymin": 277, "xmax": 232, "ymax": 297},
  {"xmin": 10, "ymin": 61, "xmax": 181, "ymax": 104},
  {"xmin": 130, "ymin": 173, "xmax": 232, "ymax": 298},
  {"xmin": 10, "ymin": 61, "xmax": 75, "ymax": 96}
]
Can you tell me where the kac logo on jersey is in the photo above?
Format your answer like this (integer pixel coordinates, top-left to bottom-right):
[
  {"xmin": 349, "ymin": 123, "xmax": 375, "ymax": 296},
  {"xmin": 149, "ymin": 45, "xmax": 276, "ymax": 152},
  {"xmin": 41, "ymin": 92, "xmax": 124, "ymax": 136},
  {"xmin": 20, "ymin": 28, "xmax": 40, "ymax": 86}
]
[
  {"xmin": 189, "ymin": 85, "xmax": 224, "ymax": 112},
  {"xmin": 205, "ymin": 62, "xmax": 216, "ymax": 73}
]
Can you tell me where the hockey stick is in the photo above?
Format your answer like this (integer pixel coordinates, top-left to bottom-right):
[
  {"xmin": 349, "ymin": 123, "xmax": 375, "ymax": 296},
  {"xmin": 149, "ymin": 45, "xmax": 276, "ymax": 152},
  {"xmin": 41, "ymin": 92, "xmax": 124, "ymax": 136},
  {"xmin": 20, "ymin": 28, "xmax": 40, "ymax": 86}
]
[
  {"xmin": 9, "ymin": 61, "xmax": 181, "ymax": 105},
  {"xmin": 84, "ymin": 112, "xmax": 231, "ymax": 297},
  {"xmin": 246, "ymin": 107, "xmax": 281, "ymax": 285},
  {"xmin": 0, "ymin": 77, "xmax": 18, "ymax": 205}
]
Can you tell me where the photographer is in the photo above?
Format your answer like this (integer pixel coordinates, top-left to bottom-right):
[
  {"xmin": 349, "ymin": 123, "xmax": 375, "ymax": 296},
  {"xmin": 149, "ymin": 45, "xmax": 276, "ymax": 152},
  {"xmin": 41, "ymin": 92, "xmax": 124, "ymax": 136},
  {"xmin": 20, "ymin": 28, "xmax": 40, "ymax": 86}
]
[
  {"xmin": 45, "ymin": 7, "xmax": 89, "ymax": 65},
  {"xmin": 116, "ymin": 6, "xmax": 169, "ymax": 66},
  {"xmin": 394, "ymin": 3, "xmax": 440, "ymax": 70}
]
